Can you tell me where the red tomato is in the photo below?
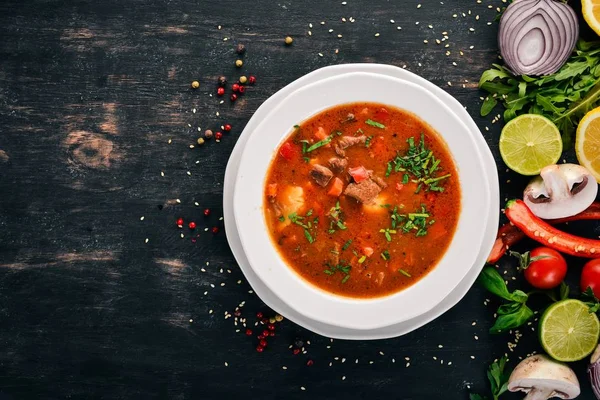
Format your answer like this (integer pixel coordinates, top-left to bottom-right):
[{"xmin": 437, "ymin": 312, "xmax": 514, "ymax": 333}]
[
  {"xmin": 348, "ymin": 166, "xmax": 369, "ymax": 183},
  {"xmin": 523, "ymin": 247, "xmax": 567, "ymax": 289},
  {"xmin": 279, "ymin": 142, "xmax": 296, "ymax": 161},
  {"xmin": 581, "ymin": 259, "xmax": 600, "ymax": 298}
]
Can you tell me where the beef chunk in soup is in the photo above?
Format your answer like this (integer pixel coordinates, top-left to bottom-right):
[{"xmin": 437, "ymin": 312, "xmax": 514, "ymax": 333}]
[
  {"xmin": 310, "ymin": 164, "xmax": 334, "ymax": 187},
  {"xmin": 339, "ymin": 135, "xmax": 367, "ymax": 149},
  {"xmin": 334, "ymin": 135, "xmax": 367, "ymax": 157},
  {"xmin": 371, "ymin": 175, "xmax": 388, "ymax": 189},
  {"xmin": 328, "ymin": 157, "xmax": 348, "ymax": 173},
  {"xmin": 344, "ymin": 179, "xmax": 381, "ymax": 204}
]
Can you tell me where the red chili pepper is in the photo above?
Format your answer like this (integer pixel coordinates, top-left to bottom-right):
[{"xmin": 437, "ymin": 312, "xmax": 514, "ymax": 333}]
[
  {"xmin": 487, "ymin": 202, "xmax": 600, "ymax": 263},
  {"xmin": 504, "ymin": 199, "xmax": 600, "ymax": 259}
]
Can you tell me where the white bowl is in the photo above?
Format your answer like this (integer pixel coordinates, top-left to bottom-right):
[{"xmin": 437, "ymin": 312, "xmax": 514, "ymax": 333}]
[
  {"xmin": 224, "ymin": 64, "xmax": 499, "ymax": 339},
  {"xmin": 233, "ymin": 71, "xmax": 491, "ymax": 331}
]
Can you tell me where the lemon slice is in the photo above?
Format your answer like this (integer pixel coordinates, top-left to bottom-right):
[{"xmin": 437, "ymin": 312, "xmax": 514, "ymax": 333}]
[
  {"xmin": 499, "ymin": 114, "xmax": 563, "ymax": 176},
  {"xmin": 582, "ymin": 0, "xmax": 600, "ymax": 36},
  {"xmin": 539, "ymin": 299, "xmax": 600, "ymax": 362},
  {"xmin": 576, "ymin": 106, "xmax": 600, "ymax": 183}
]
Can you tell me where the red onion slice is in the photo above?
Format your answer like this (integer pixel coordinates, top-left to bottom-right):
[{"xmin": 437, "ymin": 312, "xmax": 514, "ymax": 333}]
[{"xmin": 498, "ymin": 0, "xmax": 579, "ymax": 76}]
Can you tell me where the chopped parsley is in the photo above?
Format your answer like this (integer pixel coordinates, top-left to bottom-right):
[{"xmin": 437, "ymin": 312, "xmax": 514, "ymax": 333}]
[
  {"xmin": 389, "ymin": 204, "xmax": 434, "ymax": 237},
  {"xmin": 388, "ymin": 133, "xmax": 450, "ymax": 192},
  {"xmin": 324, "ymin": 262, "xmax": 352, "ymax": 284},
  {"xmin": 365, "ymin": 135, "xmax": 374, "ymax": 147},
  {"xmin": 358, "ymin": 255, "xmax": 367, "ymax": 264},
  {"xmin": 288, "ymin": 210, "xmax": 318, "ymax": 243},
  {"xmin": 381, "ymin": 250, "xmax": 390, "ymax": 261},
  {"xmin": 398, "ymin": 269, "xmax": 412, "ymax": 277},
  {"xmin": 342, "ymin": 239, "xmax": 353, "ymax": 251},
  {"xmin": 278, "ymin": 216, "xmax": 285, "ymax": 222},
  {"xmin": 293, "ymin": 124, "xmax": 300, "ymax": 129},
  {"xmin": 306, "ymin": 134, "xmax": 334, "ymax": 152},
  {"xmin": 365, "ymin": 119, "xmax": 386, "ymax": 129},
  {"xmin": 327, "ymin": 201, "xmax": 347, "ymax": 233},
  {"xmin": 379, "ymin": 228, "xmax": 397, "ymax": 242}
]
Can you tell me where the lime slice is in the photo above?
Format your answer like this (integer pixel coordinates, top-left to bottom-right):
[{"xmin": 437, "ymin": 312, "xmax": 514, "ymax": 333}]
[
  {"xmin": 539, "ymin": 299, "xmax": 600, "ymax": 362},
  {"xmin": 499, "ymin": 114, "xmax": 563, "ymax": 176}
]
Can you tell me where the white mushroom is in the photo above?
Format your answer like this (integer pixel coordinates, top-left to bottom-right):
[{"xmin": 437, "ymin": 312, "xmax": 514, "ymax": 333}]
[
  {"xmin": 508, "ymin": 354, "xmax": 580, "ymax": 399},
  {"xmin": 523, "ymin": 164, "xmax": 598, "ymax": 220}
]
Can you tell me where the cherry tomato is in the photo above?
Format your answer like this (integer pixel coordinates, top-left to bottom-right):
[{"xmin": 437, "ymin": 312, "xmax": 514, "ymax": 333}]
[
  {"xmin": 581, "ymin": 259, "xmax": 600, "ymax": 298},
  {"xmin": 523, "ymin": 247, "xmax": 567, "ymax": 289}
]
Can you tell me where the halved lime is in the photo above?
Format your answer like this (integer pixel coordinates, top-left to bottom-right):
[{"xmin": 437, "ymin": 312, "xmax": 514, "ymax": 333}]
[
  {"xmin": 539, "ymin": 299, "xmax": 600, "ymax": 362},
  {"xmin": 499, "ymin": 114, "xmax": 562, "ymax": 176}
]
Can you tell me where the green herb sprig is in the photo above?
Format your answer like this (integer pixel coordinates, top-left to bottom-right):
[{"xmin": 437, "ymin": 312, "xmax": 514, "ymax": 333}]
[
  {"xmin": 469, "ymin": 356, "xmax": 511, "ymax": 400},
  {"xmin": 479, "ymin": 40, "xmax": 600, "ymax": 148},
  {"xmin": 324, "ymin": 262, "xmax": 351, "ymax": 284},
  {"xmin": 477, "ymin": 266, "xmax": 534, "ymax": 333},
  {"xmin": 327, "ymin": 201, "xmax": 347, "ymax": 233}
]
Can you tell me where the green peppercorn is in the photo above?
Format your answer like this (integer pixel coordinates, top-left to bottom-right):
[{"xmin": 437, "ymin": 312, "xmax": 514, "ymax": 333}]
[
  {"xmin": 197, "ymin": 137, "xmax": 205, "ymax": 145},
  {"xmin": 235, "ymin": 59, "xmax": 243, "ymax": 68},
  {"xmin": 239, "ymin": 76, "xmax": 248, "ymax": 84},
  {"xmin": 191, "ymin": 80, "xmax": 200, "ymax": 89},
  {"xmin": 284, "ymin": 36, "xmax": 293, "ymax": 45}
]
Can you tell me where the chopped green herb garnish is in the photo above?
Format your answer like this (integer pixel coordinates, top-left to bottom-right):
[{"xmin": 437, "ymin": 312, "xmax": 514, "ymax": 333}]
[
  {"xmin": 330, "ymin": 250, "xmax": 340, "ymax": 255},
  {"xmin": 388, "ymin": 204, "xmax": 435, "ymax": 237},
  {"xmin": 278, "ymin": 216, "xmax": 285, "ymax": 222},
  {"xmin": 328, "ymin": 201, "xmax": 347, "ymax": 233},
  {"xmin": 356, "ymin": 128, "xmax": 364, "ymax": 135},
  {"xmin": 365, "ymin": 135, "xmax": 374, "ymax": 147},
  {"xmin": 306, "ymin": 134, "xmax": 334, "ymax": 152},
  {"xmin": 289, "ymin": 211, "xmax": 317, "ymax": 243},
  {"xmin": 381, "ymin": 250, "xmax": 390, "ymax": 261},
  {"xmin": 342, "ymin": 239, "xmax": 352, "ymax": 250},
  {"xmin": 303, "ymin": 157, "xmax": 310, "ymax": 163},
  {"xmin": 358, "ymin": 255, "xmax": 367, "ymax": 264},
  {"xmin": 293, "ymin": 124, "xmax": 300, "ymax": 129},
  {"xmin": 388, "ymin": 133, "xmax": 450, "ymax": 192},
  {"xmin": 365, "ymin": 119, "xmax": 386, "ymax": 129},
  {"xmin": 324, "ymin": 261, "xmax": 352, "ymax": 284},
  {"xmin": 304, "ymin": 229, "xmax": 314, "ymax": 243},
  {"xmin": 398, "ymin": 269, "xmax": 412, "ymax": 277},
  {"xmin": 385, "ymin": 162, "xmax": 392, "ymax": 177},
  {"xmin": 379, "ymin": 228, "xmax": 397, "ymax": 242},
  {"xmin": 335, "ymin": 130, "xmax": 343, "ymax": 136}
]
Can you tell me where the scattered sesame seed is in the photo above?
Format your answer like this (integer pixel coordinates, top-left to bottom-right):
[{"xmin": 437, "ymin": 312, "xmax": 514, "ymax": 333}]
[
  {"xmin": 224, "ymin": 362, "xmax": 228, "ymax": 367},
  {"xmin": 144, "ymin": 238, "xmax": 149, "ymax": 243},
  {"xmin": 374, "ymin": 33, "xmax": 380, "ymax": 37},
  {"xmin": 140, "ymin": 216, "xmax": 145, "ymax": 221},
  {"xmin": 417, "ymin": 4, "xmax": 422, "ymax": 8},
  {"xmin": 342, "ymin": 376, "xmax": 346, "ymax": 381},
  {"xmin": 406, "ymin": 362, "xmax": 410, "ymax": 367},
  {"xmin": 300, "ymin": 386, "xmax": 306, "ymax": 391}
]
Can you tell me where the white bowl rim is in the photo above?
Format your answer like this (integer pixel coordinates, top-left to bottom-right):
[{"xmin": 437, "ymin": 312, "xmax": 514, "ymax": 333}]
[{"xmin": 233, "ymin": 71, "xmax": 491, "ymax": 330}]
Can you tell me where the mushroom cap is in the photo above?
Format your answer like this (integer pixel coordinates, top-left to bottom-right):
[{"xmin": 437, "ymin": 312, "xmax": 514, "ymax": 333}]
[
  {"xmin": 523, "ymin": 164, "xmax": 598, "ymax": 220},
  {"xmin": 508, "ymin": 354, "xmax": 580, "ymax": 399}
]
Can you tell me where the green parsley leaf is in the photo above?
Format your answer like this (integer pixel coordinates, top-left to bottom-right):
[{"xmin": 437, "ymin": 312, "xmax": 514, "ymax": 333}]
[{"xmin": 365, "ymin": 119, "xmax": 385, "ymax": 129}]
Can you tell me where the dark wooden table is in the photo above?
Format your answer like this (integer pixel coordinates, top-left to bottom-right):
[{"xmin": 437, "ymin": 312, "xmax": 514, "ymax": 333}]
[{"xmin": 1, "ymin": 0, "xmax": 597, "ymax": 399}]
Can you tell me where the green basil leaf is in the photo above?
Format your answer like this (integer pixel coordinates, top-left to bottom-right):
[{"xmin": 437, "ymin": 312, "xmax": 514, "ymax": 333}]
[
  {"xmin": 489, "ymin": 303, "xmax": 534, "ymax": 334},
  {"xmin": 481, "ymin": 96, "xmax": 498, "ymax": 116},
  {"xmin": 510, "ymin": 289, "xmax": 528, "ymax": 304},
  {"xmin": 497, "ymin": 302, "xmax": 520, "ymax": 315},
  {"xmin": 478, "ymin": 266, "xmax": 513, "ymax": 301}
]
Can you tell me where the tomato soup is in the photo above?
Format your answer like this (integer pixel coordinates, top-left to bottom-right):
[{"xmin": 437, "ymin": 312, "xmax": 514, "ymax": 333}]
[{"xmin": 263, "ymin": 103, "xmax": 461, "ymax": 298}]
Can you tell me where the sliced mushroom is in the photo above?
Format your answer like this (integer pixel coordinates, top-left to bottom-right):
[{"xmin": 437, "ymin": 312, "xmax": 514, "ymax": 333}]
[
  {"xmin": 523, "ymin": 164, "xmax": 598, "ymax": 219},
  {"xmin": 508, "ymin": 354, "xmax": 580, "ymax": 399}
]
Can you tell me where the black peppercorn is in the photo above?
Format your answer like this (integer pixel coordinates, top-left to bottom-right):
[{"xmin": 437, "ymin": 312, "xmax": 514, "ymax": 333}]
[
  {"xmin": 217, "ymin": 76, "xmax": 227, "ymax": 87},
  {"xmin": 235, "ymin": 43, "xmax": 246, "ymax": 55}
]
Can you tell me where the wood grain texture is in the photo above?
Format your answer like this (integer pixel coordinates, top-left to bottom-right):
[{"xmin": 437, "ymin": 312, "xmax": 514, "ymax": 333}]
[{"xmin": 0, "ymin": 0, "xmax": 593, "ymax": 399}]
